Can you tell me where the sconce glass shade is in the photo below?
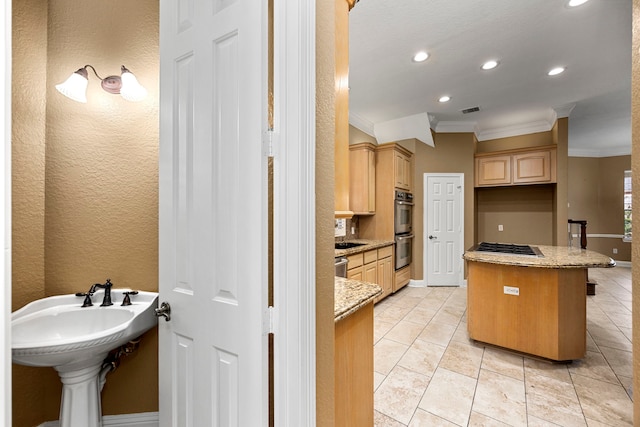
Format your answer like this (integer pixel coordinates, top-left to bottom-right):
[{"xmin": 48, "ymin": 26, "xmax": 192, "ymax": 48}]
[
  {"xmin": 120, "ymin": 66, "xmax": 148, "ymax": 102},
  {"xmin": 55, "ymin": 68, "xmax": 89, "ymax": 103}
]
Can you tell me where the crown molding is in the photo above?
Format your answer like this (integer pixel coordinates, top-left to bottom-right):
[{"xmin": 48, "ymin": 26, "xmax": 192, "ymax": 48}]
[
  {"xmin": 569, "ymin": 145, "xmax": 631, "ymax": 158},
  {"xmin": 348, "ymin": 112, "xmax": 375, "ymax": 136}
]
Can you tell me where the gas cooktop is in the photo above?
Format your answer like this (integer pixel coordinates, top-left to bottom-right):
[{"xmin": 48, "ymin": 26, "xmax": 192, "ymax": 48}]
[{"xmin": 473, "ymin": 242, "xmax": 543, "ymax": 257}]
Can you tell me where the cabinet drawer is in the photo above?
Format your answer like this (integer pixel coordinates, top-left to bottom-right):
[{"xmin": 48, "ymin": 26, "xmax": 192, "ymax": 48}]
[
  {"xmin": 363, "ymin": 249, "xmax": 377, "ymax": 265},
  {"xmin": 378, "ymin": 245, "xmax": 393, "ymax": 259},
  {"xmin": 347, "ymin": 253, "xmax": 364, "ymax": 269},
  {"xmin": 394, "ymin": 266, "xmax": 411, "ymax": 291}
]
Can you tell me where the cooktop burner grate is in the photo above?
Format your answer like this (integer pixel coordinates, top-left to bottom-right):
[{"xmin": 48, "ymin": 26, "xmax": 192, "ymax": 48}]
[{"xmin": 475, "ymin": 242, "xmax": 541, "ymax": 256}]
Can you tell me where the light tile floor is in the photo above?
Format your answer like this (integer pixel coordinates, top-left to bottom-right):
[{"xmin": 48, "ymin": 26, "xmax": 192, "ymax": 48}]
[{"xmin": 373, "ymin": 267, "xmax": 633, "ymax": 426}]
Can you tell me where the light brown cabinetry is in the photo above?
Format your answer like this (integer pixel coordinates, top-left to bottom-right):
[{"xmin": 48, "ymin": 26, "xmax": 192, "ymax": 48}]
[
  {"xmin": 334, "ymin": 0, "xmax": 352, "ymax": 218},
  {"xmin": 346, "ymin": 252, "xmax": 364, "ymax": 281},
  {"xmin": 375, "ymin": 246, "xmax": 394, "ymax": 302},
  {"xmin": 475, "ymin": 146, "xmax": 556, "ymax": 187},
  {"xmin": 335, "ymin": 302, "xmax": 374, "ymax": 427},
  {"xmin": 359, "ymin": 143, "xmax": 414, "ymax": 240},
  {"xmin": 394, "ymin": 149, "xmax": 412, "ymax": 191},
  {"xmin": 346, "ymin": 246, "xmax": 394, "ymax": 302},
  {"xmin": 394, "ymin": 265, "xmax": 411, "ymax": 292},
  {"xmin": 467, "ymin": 261, "xmax": 586, "ymax": 361},
  {"xmin": 349, "ymin": 143, "xmax": 376, "ymax": 214}
]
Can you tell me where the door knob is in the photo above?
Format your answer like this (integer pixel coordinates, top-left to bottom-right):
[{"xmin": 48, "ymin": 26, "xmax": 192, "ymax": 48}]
[
  {"xmin": 155, "ymin": 301, "xmax": 171, "ymax": 321},
  {"xmin": 429, "ymin": 235, "xmax": 437, "ymax": 240}
]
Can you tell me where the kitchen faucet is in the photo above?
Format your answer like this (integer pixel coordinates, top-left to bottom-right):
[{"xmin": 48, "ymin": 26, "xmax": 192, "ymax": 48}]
[{"xmin": 76, "ymin": 278, "xmax": 114, "ymax": 307}]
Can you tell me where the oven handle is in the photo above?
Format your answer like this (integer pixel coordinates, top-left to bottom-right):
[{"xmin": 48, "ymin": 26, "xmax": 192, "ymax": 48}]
[
  {"xmin": 395, "ymin": 201, "xmax": 414, "ymax": 206},
  {"xmin": 396, "ymin": 234, "xmax": 415, "ymax": 241}
]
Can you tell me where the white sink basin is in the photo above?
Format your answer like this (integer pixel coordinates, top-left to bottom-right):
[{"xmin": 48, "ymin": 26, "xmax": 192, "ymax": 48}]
[{"xmin": 12, "ymin": 289, "xmax": 158, "ymax": 369}]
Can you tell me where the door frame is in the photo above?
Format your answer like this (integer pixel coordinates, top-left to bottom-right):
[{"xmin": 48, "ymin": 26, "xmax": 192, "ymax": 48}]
[
  {"xmin": 1, "ymin": 0, "xmax": 10, "ymax": 424},
  {"xmin": 423, "ymin": 173, "xmax": 464, "ymax": 287},
  {"xmin": 271, "ymin": 0, "xmax": 316, "ymax": 424}
]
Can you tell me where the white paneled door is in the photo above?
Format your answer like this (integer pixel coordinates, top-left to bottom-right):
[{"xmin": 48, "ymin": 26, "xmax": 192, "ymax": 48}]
[
  {"xmin": 425, "ymin": 174, "xmax": 464, "ymax": 286},
  {"xmin": 158, "ymin": 0, "xmax": 267, "ymax": 426}
]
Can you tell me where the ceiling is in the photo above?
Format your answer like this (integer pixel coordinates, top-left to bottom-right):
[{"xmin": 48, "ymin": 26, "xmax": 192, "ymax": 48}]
[{"xmin": 348, "ymin": 0, "xmax": 632, "ymax": 157}]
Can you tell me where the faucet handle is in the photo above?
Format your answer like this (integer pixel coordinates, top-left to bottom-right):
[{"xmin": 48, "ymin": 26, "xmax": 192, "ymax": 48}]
[
  {"xmin": 75, "ymin": 292, "xmax": 93, "ymax": 307},
  {"xmin": 121, "ymin": 291, "xmax": 139, "ymax": 306}
]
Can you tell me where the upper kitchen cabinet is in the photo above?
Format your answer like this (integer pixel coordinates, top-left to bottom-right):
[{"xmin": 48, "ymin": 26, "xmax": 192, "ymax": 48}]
[
  {"xmin": 334, "ymin": 0, "xmax": 353, "ymax": 219},
  {"xmin": 475, "ymin": 145, "xmax": 557, "ymax": 187},
  {"xmin": 349, "ymin": 143, "xmax": 376, "ymax": 214},
  {"xmin": 394, "ymin": 148, "xmax": 413, "ymax": 191}
]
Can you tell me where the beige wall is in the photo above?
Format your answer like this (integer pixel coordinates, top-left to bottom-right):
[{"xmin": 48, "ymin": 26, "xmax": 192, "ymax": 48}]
[
  {"xmin": 12, "ymin": 0, "xmax": 159, "ymax": 424},
  {"xmin": 568, "ymin": 156, "xmax": 631, "ymax": 261},
  {"xmin": 12, "ymin": 0, "xmax": 51, "ymax": 424},
  {"xmin": 316, "ymin": 0, "xmax": 336, "ymax": 425},
  {"xmin": 632, "ymin": 3, "xmax": 639, "ymax": 424},
  {"xmin": 476, "ymin": 185, "xmax": 555, "ymax": 245}
]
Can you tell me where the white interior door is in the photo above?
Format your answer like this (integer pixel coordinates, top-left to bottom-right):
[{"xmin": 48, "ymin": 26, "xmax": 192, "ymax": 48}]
[
  {"xmin": 158, "ymin": 1, "xmax": 268, "ymax": 426},
  {"xmin": 425, "ymin": 174, "xmax": 464, "ymax": 286}
]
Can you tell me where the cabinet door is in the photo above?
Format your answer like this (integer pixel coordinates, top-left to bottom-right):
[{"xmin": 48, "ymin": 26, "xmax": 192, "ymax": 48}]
[
  {"xmin": 349, "ymin": 145, "xmax": 376, "ymax": 214},
  {"xmin": 394, "ymin": 151, "xmax": 411, "ymax": 190},
  {"xmin": 378, "ymin": 256, "xmax": 393, "ymax": 297},
  {"xmin": 363, "ymin": 262, "xmax": 377, "ymax": 284},
  {"xmin": 476, "ymin": 155, "xmax": 511, "ymax": 186},
  {"xmin": 513, "ymin": 150, "xmax": 552, "ymax": 183},
  {"xmin": 347, "ymin": 265, "xmax": 364, "ymax": 281}
]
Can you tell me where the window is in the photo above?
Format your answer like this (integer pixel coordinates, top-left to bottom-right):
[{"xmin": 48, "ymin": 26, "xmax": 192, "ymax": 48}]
[{"xmin": 624, "ymin": 170, "xmax": 632, "ymax": 241}]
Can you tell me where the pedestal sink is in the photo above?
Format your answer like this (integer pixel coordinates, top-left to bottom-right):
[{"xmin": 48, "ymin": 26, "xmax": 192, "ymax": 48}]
[{"xmin": 12, "ymin": 289, "xmax": 159, "ymax": 427}]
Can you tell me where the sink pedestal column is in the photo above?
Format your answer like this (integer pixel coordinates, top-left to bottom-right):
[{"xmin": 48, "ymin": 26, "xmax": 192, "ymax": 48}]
[{"xmin": 56, "ymin": 362, "xmax": 103, "ymax": 427}]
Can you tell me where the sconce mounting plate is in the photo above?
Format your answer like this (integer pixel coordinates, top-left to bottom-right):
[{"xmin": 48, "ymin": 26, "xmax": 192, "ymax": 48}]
[{"xmin": 101, "ymin": 75, "xmax": 122, "ymax": 94}]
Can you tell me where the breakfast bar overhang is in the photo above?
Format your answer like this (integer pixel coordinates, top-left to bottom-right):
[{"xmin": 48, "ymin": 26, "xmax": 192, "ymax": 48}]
[{"xmin": 463, "ymin": 244, "xmax": 615, "ymax": 361}]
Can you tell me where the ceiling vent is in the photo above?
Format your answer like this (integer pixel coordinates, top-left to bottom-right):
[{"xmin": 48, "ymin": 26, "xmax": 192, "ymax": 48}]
[{"xmin": 461, "ymin": 106, "xmax": 480, "ymax": 114}]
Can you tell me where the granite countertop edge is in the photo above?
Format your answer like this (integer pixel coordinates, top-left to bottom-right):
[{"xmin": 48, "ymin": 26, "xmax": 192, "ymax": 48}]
[
  {"xmin": 463, "ymin": 244, "xmax": 616, "ymax": 269},
  {"xmin": 334, "ymin": 239, "xmax": 395, "ymax": 257},
  {"xmin": 334, "ymin": 277, "xmax": 382, "ymax": 322}
]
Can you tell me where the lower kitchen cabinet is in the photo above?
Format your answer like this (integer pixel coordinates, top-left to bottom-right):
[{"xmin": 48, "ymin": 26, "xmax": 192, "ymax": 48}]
[
  {"xmin": 346, "ymin": 246, "xmax": 394, "ymax": 303},
  {"xmin": 394, "ymin": 265, "xmax": 411, "ymax": 292},
  {"xmin": 375, "ymin": 246, "xmax": 393, "ymax": 302},
  {"xmin": 335, "ymin": 302, "xmax": 374, "ymax": 427}
]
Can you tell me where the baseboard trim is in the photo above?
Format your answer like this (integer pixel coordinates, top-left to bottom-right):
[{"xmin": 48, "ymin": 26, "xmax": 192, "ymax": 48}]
[
  {"xmin": 612, "ymin": 260, "xmax": 631, "ymax": 268},
  {"xmin": 407, "ymin": 278, "xmax": 426, "ymax": 288},
  {"xmin": 40, "ymin": 411, "xmax": 159, "ymax": 427}
]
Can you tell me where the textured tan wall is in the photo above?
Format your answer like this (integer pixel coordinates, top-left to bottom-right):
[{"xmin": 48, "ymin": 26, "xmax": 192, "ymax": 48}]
[
  {"xmin": 476, "ymin": 185, "xmax": 555, "ymax": 245},
  {"xmin": 476, "ymin": 130, "xmax": 554, "ymax": 153},
  {"xmin": 11, "ymin": 0, "xmax": 159, "ymax": 424},
  {"xmin": 631, "ymin": 2, "xmax": 639, "ymax": 423},
  {"xmin": 568, "ymin": 156, "xmax": 631, "ymax": 261},
  {"xmin": 11, "ymin": 0, "xmax": 50, "ymax": 424},
  {"xmin": 316, "ymin": 0, "xmax": 336, "ymax": 425}
]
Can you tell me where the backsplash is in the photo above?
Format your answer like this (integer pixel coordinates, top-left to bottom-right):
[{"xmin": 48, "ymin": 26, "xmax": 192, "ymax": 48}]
[{"xmin": 335, "ymin": 217, "xmax": 359, "ymax": 241}]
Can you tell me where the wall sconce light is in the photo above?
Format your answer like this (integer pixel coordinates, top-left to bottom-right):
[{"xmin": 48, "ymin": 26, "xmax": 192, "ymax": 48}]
[{"xmin": 55, "ymin": 65, "xmax": 148, "ymax": 103}]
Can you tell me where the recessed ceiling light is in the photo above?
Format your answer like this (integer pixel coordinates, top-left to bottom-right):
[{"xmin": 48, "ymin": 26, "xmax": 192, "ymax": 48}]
[
  {"xmin": 439, "ymin": 96, "xmax": 451, "ymax": 103},
  {"xmin": 413, "ymin": 51, "xmax": 429, "ymax": 63},
  {"xmin": 481, "ymin": 60, "xmax": 499, "ymax": 70},
  {"xmin": 567, "ymin": 0, "xmax": 589, "ymax": 7},
  {"xmin": 548, "ymin": 67, "xmax": 566, "ymax": 76}
]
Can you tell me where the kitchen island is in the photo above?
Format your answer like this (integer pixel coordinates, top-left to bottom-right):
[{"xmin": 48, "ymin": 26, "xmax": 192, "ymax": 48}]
[
  {"xmin": 463, "ymin": 244, "xmax": 614, "ymax": 361},
  {"xmin": 334, "ymin": 276, "xmax": 381, "ymax": 427}
]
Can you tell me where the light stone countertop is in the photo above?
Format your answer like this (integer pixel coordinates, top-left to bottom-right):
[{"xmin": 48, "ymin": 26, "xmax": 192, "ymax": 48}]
[
  {"xmin": 463, "ymin": 244, "xmax": 615, "ymax": 269},
  {"xmin": 334, "ymin": 239, "xmax": 395, "ymax": 257},
  {"xmin": 334, "ymin": 277, "xmax": 382, "ymax": 322}
]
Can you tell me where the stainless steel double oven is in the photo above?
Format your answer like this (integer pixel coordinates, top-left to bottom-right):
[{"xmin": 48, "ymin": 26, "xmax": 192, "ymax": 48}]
[{"xmin": 394, "ymin": 190, "xmax": 414, "ymax": 270}]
